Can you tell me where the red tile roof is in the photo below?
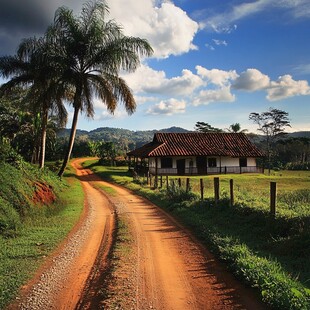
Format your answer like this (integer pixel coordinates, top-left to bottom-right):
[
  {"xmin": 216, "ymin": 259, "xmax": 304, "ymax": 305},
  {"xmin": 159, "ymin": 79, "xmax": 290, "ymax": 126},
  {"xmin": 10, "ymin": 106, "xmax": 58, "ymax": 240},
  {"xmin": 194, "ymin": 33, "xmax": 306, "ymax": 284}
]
[{"xmin": 127, "ymin": 132, "xmax": 264, "ymax": 158}]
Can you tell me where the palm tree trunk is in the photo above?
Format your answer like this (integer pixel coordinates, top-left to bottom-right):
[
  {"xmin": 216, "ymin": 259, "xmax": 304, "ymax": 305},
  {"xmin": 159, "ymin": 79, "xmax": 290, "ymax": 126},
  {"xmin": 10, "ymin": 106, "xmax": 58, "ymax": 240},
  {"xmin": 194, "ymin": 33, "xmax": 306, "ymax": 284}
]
[
  {"xmin": 39, "ymin": 109, "xmax": 48, "ymax": 169},
  {"xmin": 58, "ymin": 107, "xmax": 80, "ymax": 177}
]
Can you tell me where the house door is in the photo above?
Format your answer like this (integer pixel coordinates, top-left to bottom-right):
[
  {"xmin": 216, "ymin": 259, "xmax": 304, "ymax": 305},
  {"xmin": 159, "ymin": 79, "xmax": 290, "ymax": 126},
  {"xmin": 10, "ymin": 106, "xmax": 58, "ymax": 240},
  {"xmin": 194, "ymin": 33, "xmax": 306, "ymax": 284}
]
[
  {"xmin": 196, "ymin": 156, "xmax": 206, "ymax": 174},
  {"xmin": 177, "ymin": 159, "xmax": 186, "ymax": 175}
]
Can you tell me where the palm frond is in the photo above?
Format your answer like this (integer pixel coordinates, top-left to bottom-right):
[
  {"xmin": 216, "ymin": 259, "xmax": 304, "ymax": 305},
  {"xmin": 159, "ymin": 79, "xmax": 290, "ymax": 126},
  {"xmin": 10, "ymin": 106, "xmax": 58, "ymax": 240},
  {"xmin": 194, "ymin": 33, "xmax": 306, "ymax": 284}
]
[{"xmin": 87, "ymin": 73, "xmax": 117, "ymax": 114}]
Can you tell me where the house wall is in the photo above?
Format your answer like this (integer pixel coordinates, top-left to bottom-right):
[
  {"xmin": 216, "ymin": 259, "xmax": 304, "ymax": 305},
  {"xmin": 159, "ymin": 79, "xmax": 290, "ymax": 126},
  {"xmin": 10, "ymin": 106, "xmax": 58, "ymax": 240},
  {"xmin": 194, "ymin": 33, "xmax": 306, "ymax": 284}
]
[
  {"xmin": 212, "ymin": 157, "xmax": 256, "ymax": 167},
  {"xmin": 221, "ymin": 157, "xmax": 238, "ymax": 166},
  {"xmin": 152, "ymin": 156, "xmax": 257, "ymax": 168},
  {"xmin": 149, "ymin": 158, "xmax": 156, "ymax": 167},
  {"xmin": 247, "ymin": 157, "xmax": 257, "ymax": 166},
  {"xmin": 147, "ymin": 156, "xmax": 261, "ymax": 175}
]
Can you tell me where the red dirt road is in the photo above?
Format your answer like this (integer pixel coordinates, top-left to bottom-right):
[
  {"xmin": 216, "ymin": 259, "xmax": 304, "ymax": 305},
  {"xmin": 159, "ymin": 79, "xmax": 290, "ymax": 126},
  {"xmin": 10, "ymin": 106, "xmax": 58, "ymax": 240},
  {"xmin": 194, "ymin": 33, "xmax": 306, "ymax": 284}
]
[{"xmin": 10, "ymin": 158, "xmax": 265, "ymax": 309}]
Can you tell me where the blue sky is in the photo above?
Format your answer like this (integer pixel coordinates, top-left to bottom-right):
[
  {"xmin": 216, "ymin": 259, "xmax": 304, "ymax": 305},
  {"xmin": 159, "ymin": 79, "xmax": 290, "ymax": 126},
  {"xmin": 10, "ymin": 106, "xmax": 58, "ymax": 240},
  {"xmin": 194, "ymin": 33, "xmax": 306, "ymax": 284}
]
[{"xmin": 0, "ymin": 0, "xmax": 310, "ymax": 133}]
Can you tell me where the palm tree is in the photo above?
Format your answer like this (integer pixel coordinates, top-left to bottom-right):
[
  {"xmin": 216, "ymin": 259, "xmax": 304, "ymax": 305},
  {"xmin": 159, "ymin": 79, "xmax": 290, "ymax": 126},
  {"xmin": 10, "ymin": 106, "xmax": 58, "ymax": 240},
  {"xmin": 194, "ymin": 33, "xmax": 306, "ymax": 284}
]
[
  {"xmin": 227, "ymin": 123, "xmax": 248, "ymax": 133},
  {"xmin": 0, "ymin": 38, "xmax": 68, "ymax": 168},
  {"xmin": 47, "ymin": 1, "xmax": 153, "ymax": 177}
]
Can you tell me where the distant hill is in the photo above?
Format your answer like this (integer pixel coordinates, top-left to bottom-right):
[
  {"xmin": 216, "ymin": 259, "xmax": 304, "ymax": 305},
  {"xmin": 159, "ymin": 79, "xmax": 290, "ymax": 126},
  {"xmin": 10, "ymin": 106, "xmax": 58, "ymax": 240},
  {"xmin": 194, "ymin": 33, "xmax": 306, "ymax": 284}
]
[
  {"xmin": 57, "ymin": 126, "xmax": 190, "ymax": 149},
  {"xmin": 287, "ymin": 131, "xmax": 310, "ymax": 139}
]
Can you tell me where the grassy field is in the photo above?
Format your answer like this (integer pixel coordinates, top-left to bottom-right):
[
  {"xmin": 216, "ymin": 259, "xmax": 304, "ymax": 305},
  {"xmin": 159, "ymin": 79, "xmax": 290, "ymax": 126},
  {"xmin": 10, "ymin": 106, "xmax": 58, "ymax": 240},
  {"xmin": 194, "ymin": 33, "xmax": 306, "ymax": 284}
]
[
  {"xmin": 170, "ymin": 171, "xmax": 310, "ymax": 218},
  {"xmin": 83, "ymin": 160, "xmax": 310, "ymax": 310},
  {"xmin": 0, "ymin": 165, "xmax": 84, "ymax": 309}
]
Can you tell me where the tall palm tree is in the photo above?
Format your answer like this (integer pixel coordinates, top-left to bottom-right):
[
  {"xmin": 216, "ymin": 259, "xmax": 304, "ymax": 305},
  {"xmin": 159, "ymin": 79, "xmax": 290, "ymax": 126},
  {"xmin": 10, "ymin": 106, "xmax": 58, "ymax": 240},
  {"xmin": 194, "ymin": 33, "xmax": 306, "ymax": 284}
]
[
  {"xmin": 47, "ymin": 1, "xmax": 153, "ymax": 177},
  {"xmin": 0, "ymin": 37, "xmax": 68, "ymax": 168}
]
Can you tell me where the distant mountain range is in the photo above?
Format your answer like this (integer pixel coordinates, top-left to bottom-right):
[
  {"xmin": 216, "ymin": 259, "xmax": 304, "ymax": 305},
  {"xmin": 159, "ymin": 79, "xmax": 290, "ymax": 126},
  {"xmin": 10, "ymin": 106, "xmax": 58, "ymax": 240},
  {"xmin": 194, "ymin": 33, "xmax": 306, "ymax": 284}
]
[
  {"xmin": 57, "ymin": 127, "xmax": 310, "ymax": 149},
  {"xmin": 57, "ymin": 126, "xmax": 190, "ymax": 148}
]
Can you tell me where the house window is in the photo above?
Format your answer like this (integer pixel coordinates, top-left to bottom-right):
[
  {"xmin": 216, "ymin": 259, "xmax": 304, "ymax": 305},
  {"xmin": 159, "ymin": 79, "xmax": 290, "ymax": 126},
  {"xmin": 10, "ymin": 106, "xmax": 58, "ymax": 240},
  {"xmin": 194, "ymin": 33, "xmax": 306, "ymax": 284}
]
[
  {"xmin": 161, "ymin": 157, "xmax": 173, "ymax": 168},
  {"xmin": 208, "ymin": 158, "xmax": 217, "ymax": 167},
  {"xmin": 239, "ymin": 157, "xmax": 247, "ymax": 167}
]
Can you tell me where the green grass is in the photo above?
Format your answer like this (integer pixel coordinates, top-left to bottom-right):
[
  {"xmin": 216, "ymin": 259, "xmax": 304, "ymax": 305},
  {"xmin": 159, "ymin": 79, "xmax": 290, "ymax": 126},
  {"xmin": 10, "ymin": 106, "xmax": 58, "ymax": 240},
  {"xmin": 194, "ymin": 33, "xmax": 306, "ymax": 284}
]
[
  {"xmin": 83, "ymin": 160, "xmax": 310, "ymax": 310},
  {"xmin": 94, "ymin": 184, "xmax": 117, "ymax": 196},
  {"xmin": 0, "ymin": 164, "xmax": 84, "ymax": 309}
]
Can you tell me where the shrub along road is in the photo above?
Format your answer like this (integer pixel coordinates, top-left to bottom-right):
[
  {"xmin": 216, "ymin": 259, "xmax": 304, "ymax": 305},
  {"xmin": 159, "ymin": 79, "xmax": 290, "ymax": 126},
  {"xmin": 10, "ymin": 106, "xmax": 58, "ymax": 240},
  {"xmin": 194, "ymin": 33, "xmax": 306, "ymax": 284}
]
[{"xmin": 9, "ymin": 158, "xmax": 265, "ymax": 309}]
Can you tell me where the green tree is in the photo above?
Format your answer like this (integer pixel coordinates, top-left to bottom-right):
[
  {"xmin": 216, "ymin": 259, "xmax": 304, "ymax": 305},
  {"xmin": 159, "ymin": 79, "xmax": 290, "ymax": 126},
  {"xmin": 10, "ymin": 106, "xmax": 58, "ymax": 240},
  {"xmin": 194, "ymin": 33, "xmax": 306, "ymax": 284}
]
[
  {"xmin": 227, "ymin": 123, "xmax": 248, "ymax": 133},
  {"xmin": 47, "ymin": 1, "xmax": 153, "ymax": 177},
  {"xmin": 0, "ymin": 38, "xmax": 68, "ymax": 168},
  {"xmin": 274, "ymin": 137, "xmax": 310, "ymax": 169},
  {"xmin": 249, "ymin": 108, "xmax": 291, "ymax": 174},
  {"xmin": 98, "ymin": 141, "xmax": 117, "ymax": 165},
  {"xmin": 194, "ymin": 121, "xmax": 223, "ymax": 133}
]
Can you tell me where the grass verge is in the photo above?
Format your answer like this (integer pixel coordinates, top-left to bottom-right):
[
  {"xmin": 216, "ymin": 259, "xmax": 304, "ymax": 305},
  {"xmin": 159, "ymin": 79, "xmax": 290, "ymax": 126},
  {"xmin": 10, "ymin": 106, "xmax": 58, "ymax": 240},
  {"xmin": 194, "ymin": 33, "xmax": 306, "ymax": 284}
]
[
  {"xmin": 0, "ymin": 164, "xmax": 84, "ymax": 309},
  {"xmin": 83, "ymin": 160, "xmax": 310, "ymax": 310}
]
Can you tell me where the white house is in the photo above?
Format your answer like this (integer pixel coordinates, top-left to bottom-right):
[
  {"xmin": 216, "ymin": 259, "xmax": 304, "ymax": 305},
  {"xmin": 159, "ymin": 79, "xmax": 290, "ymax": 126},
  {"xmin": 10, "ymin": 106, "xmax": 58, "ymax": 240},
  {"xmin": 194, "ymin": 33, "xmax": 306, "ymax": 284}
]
[{"xmin": 127, "ymin": 132, "xmax": 264, "ymax": 176}]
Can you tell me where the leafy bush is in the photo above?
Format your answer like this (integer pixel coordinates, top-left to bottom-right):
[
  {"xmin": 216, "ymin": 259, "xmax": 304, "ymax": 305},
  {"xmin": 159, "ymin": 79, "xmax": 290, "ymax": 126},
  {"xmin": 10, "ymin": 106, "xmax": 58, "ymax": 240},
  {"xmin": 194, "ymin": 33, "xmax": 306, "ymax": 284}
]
[
  {"xmin": 0, "ymin": 197, "xmax": 21, "ymax": 237},
  {"xmin": 165, "ymin": 180, "xmax": 198, "ymax": 204},
  {"xmin": 0, "ymin": 140, "xmax": 25, "ymax": 169},
  {"xmin": 286, "ymin": 162, "xmax": 310, "ymax": 170}
]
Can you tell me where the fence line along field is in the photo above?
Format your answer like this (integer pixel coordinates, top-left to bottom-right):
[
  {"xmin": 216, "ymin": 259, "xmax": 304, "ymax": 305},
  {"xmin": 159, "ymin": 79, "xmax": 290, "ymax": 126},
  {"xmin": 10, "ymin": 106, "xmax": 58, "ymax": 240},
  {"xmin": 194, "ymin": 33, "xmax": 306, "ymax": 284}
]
[{"xmin": 146, "ymin": 170, "xmax": 310, "ymax": 218}]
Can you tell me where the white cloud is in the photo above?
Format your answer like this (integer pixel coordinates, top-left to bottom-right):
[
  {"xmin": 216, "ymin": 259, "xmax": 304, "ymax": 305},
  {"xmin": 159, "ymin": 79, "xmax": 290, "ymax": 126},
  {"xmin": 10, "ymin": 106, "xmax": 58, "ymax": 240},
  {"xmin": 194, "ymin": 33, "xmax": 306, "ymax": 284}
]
[
  {"xmin": 123, "ymin": 65, "xmax": 203, "ymax": 96},
  {"xmin": 123, "ymin": 65, "xmax": 166, "ymax": 93},
  {"xmin": 201, "ymin": 0, "xmax": 310, "ymax": 33},
  {"xmin": 205, "ymin": 43, "xmax": 215, "ymax": 51},
  {"xmin": 134, "ymin": 95, "xmax": 158, "ymax": 105},
  {"xmin": 125, "ymin": 63, "xmax": 310, "ymax": 108},
  {"xmin": 278, "ymin": 0, "xmax": 310, "ymax": 18},
  {"xmin": 145, "ymin": 69, "xmax": 204, "ymax": 96},
  {"xmin": 109, "ymin": 1, "xmax": 199, "ymax": 58},
  {"xmin": 192, "ymin": 87, "xmax": 235, "ymax": 106},
  {"xmin": 196, "ymin": 66, "xmax": 238, "ymax": 87},
  {"xmin": 212, "ymin": 39, "xmax": 228, "ymax": 46},
  {"xmin": 267, "ymin": 74, "xmax": 310, "ymax": 101},
  {"xmin": 294, "ymin": 63, "xmax": 310, "ymax": 75},
  {"xmin": 146, "ymin": 98, "xmax": 186, "ymax": 115},
  {"xmin": 94, "ymin": 109, "xmax": 127, "ymax": 121},
  {"xmin": 202, "ymin": 0, "xmax": 270, "ymax": 33},
  {"xmin": 233, "ymin": 68, "xmax": 270, "ymax": 91}
]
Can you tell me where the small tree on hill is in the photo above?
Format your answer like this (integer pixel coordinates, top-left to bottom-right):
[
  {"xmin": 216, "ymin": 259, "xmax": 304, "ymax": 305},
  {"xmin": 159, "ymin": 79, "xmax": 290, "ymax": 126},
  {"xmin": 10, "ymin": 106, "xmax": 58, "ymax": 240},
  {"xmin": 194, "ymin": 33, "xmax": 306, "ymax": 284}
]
[
  {"xmin": 195, "ymin": 122, "xmax": 223, "ymax": 133},
  {"xmin": 227, "ymin": 123, "xmax": 248, "ymax": 133},
  {"xmin": 249, "ymin": 108, "xmax": 291, "ymax": 174}
]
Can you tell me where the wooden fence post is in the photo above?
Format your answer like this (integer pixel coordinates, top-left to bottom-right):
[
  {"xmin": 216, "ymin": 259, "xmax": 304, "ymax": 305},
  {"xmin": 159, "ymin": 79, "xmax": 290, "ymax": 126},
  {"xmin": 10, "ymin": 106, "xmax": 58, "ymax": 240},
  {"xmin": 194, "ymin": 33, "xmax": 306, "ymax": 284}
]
[
  {"xmin": 230, "ymin": 179, "xmax": 234, "ymax": 207},
  {"xmin": 186, "ymin": 178, "xmax": 190, "ymax": 192},
  {"xmin": 200, "ymin": 178, "xmax": 204, "ymax": 200},
  {"xmin": 214, "ymin": 177, "xmax": 220, "ymax": 206},
  {"xmin": 270, "ymin": 182, "xmax": 277, "ymax": 217}
]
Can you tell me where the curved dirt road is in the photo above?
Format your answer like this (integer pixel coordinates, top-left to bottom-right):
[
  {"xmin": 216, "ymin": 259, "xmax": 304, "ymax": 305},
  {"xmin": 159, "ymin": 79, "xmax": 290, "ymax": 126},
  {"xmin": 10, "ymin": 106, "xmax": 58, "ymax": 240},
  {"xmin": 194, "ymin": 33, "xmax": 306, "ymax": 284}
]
[{"xmin": 9, "ymin": 158, "xmax": 265, "ymax": 309}]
